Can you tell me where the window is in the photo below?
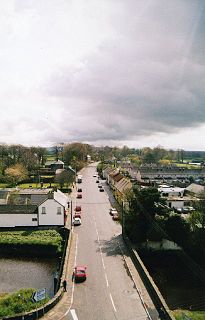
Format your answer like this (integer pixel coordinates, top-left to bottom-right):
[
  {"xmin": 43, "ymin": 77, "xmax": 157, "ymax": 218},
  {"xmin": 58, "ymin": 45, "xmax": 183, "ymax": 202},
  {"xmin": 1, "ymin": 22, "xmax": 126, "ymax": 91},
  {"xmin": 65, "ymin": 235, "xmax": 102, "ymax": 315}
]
[
  {"xmin": 42, "ymin": 207, "xmax": 46, "ymax": 214},
  {"xmin": 57, "ymin": 207, "xmax": 62, "ymax": 215},
  {"xmin": 32, "ymin": 218, "xmax": 37, "ymax": 221}
]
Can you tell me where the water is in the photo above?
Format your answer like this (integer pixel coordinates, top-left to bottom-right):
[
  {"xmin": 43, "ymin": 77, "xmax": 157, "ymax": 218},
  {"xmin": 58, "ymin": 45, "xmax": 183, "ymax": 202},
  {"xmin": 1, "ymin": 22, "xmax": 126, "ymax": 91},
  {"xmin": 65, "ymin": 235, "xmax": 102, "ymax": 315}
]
[{"xmin": 0, "ymin": 257, "xmax": 58, "ymax": 298}]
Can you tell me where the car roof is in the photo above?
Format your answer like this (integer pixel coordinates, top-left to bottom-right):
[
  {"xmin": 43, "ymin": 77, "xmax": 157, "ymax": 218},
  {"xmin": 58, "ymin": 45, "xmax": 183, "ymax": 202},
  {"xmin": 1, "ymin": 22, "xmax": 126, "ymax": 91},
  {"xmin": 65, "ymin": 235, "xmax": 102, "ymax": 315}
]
[{"xmin": 75, "ymin": 265, "xmax": 86, "ymax": 270}]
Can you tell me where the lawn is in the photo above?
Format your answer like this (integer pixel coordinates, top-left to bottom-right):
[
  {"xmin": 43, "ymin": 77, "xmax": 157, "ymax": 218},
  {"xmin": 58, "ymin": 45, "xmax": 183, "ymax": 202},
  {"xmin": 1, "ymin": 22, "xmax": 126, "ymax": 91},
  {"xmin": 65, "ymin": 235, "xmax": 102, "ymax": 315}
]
[{"xmin": 17, "ymin": 183, "xmax": 58, "ymax": 188}]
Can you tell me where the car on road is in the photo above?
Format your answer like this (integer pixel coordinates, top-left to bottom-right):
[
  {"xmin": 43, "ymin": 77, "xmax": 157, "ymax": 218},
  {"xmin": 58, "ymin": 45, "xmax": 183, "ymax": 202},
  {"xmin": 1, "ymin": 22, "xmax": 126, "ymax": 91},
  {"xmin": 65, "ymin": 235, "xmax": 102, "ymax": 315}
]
[
  {"xmin": 112, "ymin": 214, "xmax": 120, "ymax": 221},
  {"xmin": 77, "ymin": 188, "xmax": 82, "ymax": 192},
  {"xmin": 74, "ymin": 213, "xmax": 81, "ymax": 219},
  {"xmin": 99, "ymin": 188, "xmax": 104, "ymax": 192},
  {"xmin": 73, "ymin": 217, "xmax": 81, "ymax": 226},
  {"xmin": 73, "ymin": 265, "xmax": 87, "ymax": 282},
  {"xmin": 109, "ymin": 208, "xmax": 118, "ymax": 216},
  {"xmin": 96, "ymin": 180, "xmax": 99, "ymax": 183},
  {"xmin": 98, "ymin": 184, "xmax": 102, "ymax": 188},
  {"xmin": 75, "ymin": 206, "xmax": 81, "ymax": 212},
  {"xmin": 77, "ymin": 193, "xmax": 82, "ymax": 199}
]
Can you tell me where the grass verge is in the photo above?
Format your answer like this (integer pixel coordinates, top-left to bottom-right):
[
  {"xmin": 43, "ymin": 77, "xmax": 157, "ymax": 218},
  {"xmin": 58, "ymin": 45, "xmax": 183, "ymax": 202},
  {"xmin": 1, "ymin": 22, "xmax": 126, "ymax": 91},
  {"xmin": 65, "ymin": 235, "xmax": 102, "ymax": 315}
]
[
  {"xmin": 173, "ymin": 309, "xmax": 205, "ymax": 320},
  {"xmin": 0, "ymin": 288, "xmax": 49, "ymax": 318}
]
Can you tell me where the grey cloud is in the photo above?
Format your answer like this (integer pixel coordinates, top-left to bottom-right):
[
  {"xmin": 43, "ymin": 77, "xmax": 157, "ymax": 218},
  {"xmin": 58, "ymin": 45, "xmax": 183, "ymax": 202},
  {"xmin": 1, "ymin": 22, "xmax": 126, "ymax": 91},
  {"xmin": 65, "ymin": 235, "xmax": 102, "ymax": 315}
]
[{"xmin": 44, "ymin": 0, "xmax": 205, "ymax": 144}]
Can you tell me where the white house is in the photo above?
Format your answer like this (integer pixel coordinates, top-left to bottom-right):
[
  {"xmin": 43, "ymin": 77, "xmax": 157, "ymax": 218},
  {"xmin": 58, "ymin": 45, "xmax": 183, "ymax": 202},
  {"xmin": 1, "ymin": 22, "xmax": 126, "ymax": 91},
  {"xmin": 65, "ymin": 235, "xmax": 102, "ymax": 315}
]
[
  {"xmin": 38, "ymin": 192, "xmax": 66, "ymax": 226},
  {"xmin": 0, "ymin": 189, "xmax": 69, "ymax": 228},
  {"xmin": 158, "ymin": 185, "xmax": 185, "ymax": 197},
  {"xmin": 0, "ymin": 205, "xmax": 38, "ymax": 227}
]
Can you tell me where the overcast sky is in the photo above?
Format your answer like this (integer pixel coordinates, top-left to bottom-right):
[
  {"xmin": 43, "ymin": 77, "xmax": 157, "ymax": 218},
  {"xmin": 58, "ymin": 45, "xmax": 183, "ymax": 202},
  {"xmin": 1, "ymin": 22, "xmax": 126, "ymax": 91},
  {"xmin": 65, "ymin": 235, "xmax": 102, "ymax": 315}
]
[{"xmin": 1, "ymin": 0, "xmax": 205, "ymax": 150}]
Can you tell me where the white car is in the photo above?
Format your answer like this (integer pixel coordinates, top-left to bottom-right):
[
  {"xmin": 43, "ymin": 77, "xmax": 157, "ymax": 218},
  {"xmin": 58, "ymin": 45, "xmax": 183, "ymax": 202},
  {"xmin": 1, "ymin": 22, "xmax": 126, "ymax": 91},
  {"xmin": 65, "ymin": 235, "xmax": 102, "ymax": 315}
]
[
  {"xmin": 73, "ymin": 217, "xmax": 81, "ymax": 226},
  {"xmin": 109, "ymin": 208, "xmax": 118, "ymax": 216}
]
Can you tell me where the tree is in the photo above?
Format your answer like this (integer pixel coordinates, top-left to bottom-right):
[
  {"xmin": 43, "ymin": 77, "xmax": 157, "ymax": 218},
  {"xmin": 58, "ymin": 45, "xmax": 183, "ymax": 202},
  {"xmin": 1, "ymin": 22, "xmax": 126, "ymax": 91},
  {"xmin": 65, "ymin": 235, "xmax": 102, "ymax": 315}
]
[
  {"xmin": 164, "ymin": 214, "xmax": 191, "ymax": 247},
  {"xmin": 124, "ymin": 187, "xmax": 165, "ymax": 242},
  {"xmin": 188, "ymin": 211, "xmax": 205, "ymax": 231},
  {"xmin": 55, "ymin": 170, "xmax": 75, "ymax": 189},
  {"xmin": 5, "ymin": 164, "xmax": 28, "ymax": 186},
  {"xmin": 192, "ymin": 191, "xmax": 205, "ymax": 229}
]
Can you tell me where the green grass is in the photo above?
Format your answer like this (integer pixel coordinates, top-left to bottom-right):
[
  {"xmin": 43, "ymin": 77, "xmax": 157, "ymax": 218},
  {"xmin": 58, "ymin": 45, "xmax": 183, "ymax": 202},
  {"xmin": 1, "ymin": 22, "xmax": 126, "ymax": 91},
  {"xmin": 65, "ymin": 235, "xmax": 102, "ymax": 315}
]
[
  {"xmin": 173, "ymin": 309, "xmax": 205, "ymax": 320},
  {"xmin": 0, "ymin": 288, "xmax": 49, "ymax": 317},
  {"xmin": 0, "ymin": 230, "xmax": 63, "ymax": 253},
  {"xmin": 17, "ymin": 183, "xmax": 58, "ymax": 188},
  {"xmin": 0, "ymin": 183, "xmax": 9, "ymax": 188}
]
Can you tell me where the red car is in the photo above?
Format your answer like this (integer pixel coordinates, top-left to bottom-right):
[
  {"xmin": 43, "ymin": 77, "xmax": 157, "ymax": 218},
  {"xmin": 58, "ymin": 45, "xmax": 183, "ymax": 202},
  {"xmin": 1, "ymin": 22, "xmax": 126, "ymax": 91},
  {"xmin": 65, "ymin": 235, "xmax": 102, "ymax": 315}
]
[
  {"xmin": 74, "ymin": 213, "xmax": 81, "ymax": 219},
  {"xmin": 75, "ymin": 206, "xmax": 81, "ymax": 212},
  {"xmin": 77, "ymin": 193, "xmax": 82, "ymax": 199},
  {"xmin": 73, "ymin": 265, "xmax": 87, "ymax": 282}
]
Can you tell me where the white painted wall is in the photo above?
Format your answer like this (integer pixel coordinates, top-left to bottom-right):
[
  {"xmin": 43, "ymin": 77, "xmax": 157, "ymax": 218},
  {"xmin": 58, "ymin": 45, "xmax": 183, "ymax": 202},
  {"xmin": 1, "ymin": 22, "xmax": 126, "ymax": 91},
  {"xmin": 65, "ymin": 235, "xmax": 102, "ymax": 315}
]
[
  {"xmin": 0, "ymin": 213, "xmax": 38, "ymax": 227},
  {"xmin": 38, "ymin": 199, "xmax": 64, "ymax": 226}
]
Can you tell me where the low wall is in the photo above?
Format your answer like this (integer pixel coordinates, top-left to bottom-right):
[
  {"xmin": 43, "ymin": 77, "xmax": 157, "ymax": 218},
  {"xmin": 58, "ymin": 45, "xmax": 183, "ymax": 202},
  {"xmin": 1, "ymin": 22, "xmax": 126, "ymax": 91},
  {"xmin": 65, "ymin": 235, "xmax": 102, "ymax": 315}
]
[
  {"xmin": 2, "ymin": 228, "xmax": 73, "ymax": 320},
  {"xmin": 123, "ymin": 234, "xmax": 175, "ymax": 320}
]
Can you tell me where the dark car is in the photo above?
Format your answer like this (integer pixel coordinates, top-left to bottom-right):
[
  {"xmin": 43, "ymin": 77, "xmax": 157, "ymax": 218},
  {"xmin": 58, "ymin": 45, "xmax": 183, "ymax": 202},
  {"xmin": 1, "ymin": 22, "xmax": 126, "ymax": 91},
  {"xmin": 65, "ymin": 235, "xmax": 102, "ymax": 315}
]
[
  {"xmin": 96, "ymin": 180, "xmax": 99, "ymax": 183},
  {"xmin": 112, "ymin": 214, "xmax": 120, "ymax": 221},
  {"xmin": 77, "ymin": 188, "xmax": 82, "ymax": 192},
  {"xmin": 99, "ymin": 188, "xmax": 104, "ymax": 192},
  {"xmin": 77, "ymin": 193, "xmax": 82, "ymax": 199}
]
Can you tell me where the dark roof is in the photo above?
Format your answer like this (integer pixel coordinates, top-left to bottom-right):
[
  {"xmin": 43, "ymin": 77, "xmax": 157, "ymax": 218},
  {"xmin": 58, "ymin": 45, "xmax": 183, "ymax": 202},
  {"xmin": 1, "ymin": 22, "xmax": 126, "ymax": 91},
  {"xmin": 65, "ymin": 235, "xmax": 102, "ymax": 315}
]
[{"xmin": 0, "ymin": 205, "xmax": 37, "ymax": 214}]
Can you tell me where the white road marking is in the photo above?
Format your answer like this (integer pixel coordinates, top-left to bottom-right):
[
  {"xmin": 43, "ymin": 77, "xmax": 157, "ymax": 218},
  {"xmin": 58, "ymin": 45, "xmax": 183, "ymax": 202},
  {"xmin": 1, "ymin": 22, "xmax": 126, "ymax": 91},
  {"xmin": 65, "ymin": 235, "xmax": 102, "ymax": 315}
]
[
  {"xmin": 109, "ymin": 293, "xmax": 117, "ymax": 312},
  {"xmin": 105, "ymin": 273, "xmax": 109, "ymax": 287},
  {"xmin": 101, "ymin": 255, "xmax": 106, "ymax": 269},
  {"xmin": 70, "ymin": 309, "xmax": 79, "ymax": 320}
]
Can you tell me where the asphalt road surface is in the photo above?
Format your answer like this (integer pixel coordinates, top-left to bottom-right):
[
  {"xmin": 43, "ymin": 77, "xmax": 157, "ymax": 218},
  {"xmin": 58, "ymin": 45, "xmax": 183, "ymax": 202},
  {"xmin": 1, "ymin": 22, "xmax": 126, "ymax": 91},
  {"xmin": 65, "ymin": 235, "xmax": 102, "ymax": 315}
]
[{"xmin": 66, "ymin": 163, "xmax": 149, "ymax": 320}]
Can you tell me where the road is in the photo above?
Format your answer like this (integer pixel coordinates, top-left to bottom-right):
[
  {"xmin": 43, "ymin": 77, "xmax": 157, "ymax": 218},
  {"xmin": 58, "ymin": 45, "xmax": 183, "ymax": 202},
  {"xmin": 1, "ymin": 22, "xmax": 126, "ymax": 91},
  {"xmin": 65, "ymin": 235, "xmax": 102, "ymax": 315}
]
[{"xmin": 66, "ymin": 163, "xmax": 149, "ymax": 320}]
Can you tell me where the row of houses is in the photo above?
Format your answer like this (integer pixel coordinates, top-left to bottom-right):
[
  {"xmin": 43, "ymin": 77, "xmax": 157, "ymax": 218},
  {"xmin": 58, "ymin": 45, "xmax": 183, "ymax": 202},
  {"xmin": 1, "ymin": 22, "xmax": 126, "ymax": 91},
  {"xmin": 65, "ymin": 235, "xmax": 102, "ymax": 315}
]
[
  {"xmin": 102, "ymin": 167, "xmax": 132, "ymax": 204},
  {"xmin": 103, "ymin": 165, "xmax": 204, "ymax": 213},
  {"xmin": 0, "ymin": 188, "xmax": 69, "ymax": 228}
]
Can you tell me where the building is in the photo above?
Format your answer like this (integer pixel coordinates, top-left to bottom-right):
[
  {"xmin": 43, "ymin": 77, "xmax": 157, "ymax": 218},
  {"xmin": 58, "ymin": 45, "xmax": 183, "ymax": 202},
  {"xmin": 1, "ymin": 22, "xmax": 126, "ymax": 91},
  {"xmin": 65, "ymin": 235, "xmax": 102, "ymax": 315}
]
[{"xmin": 0, "ymin": 189, "xmax": 69, "ymax": 228}]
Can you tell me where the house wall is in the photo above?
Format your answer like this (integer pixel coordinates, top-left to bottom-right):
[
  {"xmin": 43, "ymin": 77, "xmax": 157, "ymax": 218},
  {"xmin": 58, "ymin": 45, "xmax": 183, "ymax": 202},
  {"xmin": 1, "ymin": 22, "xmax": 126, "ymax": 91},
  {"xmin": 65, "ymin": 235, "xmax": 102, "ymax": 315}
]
[
  {"xmin": 167, "ymin": 200, "xmax": 184, "ymax": 208},
  {"xmin": 0, "ymin": 213, "xmax": 38, "ymax": 227},
  {"xmin": 38, "ymin": 199, "xmax": 64, "ymax": 226}
]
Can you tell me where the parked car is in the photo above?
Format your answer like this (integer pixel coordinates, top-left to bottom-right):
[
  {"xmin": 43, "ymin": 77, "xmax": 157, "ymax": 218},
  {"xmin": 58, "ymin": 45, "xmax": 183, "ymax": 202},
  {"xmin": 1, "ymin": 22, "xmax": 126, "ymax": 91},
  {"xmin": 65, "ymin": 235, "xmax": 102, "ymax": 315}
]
[
  {"xmin": 109, "ymin": 208, "xmax": 118, "ymax": 216},
  {"xmin": 75, "ymin": 206, "xmax": 81, "ymax": 212},
  {"xmin": 73, "ymin": 217, "xmax": 81, "ymax": 226},
  {"xmin": 96, "ymin": 180, "xmax": 99, "ymax": 183},
  {"xmin": 73, "ymin": 265, "xmax": 87, "ymax": 282},
  {"xmin": 98, "ymin": 184, "xmax": 102, "ymax": 188},
  {"xmin": 99, "ymin": 188, "xmax": 104, "ymax": 192},
  {"xmin": 77, "ymin": 193, "xmax": 82, "ymax": 199},
  {"xmin": 112, "ymin": 214, "xmax": 120, "ymax": 221},
  {"xmin": 77, "ymin": 188, "xmax": 82, "ymax": 192},
  {"xmin": 74, "ymin": 213, "xmax": 81, "ymax": 219}
]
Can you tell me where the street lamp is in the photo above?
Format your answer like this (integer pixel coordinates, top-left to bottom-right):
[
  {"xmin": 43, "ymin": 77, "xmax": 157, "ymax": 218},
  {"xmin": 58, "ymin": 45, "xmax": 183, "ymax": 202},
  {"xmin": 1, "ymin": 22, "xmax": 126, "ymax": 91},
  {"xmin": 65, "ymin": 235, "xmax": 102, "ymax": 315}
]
[{"xmin": 68, "ymin": 199, "xmax": 73, "ymax": 230}]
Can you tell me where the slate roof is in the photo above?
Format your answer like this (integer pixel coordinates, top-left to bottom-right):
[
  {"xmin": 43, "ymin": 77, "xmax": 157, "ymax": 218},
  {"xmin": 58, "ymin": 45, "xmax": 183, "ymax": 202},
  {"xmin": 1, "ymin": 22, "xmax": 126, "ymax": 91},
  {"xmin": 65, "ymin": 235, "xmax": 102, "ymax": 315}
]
[
  {"xmin": 0, "ymin": 205, "xmax": 37, "ymax": 214},
  {"xmin": 186, "ymin": 183, "xmax": 205, "ymax": 194}
]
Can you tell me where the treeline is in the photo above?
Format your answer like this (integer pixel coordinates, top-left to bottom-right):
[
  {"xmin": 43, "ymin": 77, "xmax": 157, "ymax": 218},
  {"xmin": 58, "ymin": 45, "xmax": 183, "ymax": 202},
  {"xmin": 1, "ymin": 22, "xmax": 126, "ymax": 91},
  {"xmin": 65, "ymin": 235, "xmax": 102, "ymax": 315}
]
[
  {"xmin": 1, "ymin": 142, "xmax": 205, "ymax": 187},
  {"xmin": 96, "ymin": 145, "xmax": 205, "ymax": 164}
]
